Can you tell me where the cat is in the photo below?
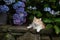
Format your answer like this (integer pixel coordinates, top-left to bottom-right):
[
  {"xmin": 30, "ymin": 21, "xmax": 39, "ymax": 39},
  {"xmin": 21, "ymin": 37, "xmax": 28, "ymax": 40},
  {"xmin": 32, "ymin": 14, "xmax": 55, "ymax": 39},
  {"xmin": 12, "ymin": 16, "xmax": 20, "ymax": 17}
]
[{"xmin": 27, "ymin": 17, "xmax": 45, "ymax": 32}]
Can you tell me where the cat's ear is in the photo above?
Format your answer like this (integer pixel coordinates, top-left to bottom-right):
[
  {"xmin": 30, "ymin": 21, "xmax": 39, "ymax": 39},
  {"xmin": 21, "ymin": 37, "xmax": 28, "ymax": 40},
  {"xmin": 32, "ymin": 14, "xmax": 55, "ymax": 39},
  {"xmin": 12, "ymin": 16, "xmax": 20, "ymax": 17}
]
[
  {"xmin": 34, "ymin": 16, "xmax": 37, "ymax": 19},
  {"xmin": 39, "ymin": 18, "xmax": 42, "ymax": 20}
]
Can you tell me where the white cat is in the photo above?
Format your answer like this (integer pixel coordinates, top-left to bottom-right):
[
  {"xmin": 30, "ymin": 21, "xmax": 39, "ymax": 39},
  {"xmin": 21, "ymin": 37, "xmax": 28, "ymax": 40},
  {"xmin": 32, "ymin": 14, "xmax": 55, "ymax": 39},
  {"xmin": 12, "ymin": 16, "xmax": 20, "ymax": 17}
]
[{"xmin": 27, "ymin": 17, "xmax": 45, "ymax": 32}]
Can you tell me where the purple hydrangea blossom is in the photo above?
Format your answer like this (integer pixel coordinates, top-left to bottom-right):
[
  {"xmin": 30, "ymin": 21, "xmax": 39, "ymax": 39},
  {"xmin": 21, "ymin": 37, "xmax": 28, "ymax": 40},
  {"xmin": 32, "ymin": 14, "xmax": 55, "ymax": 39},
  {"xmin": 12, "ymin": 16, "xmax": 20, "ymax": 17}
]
[
  {"xmin": 13, "ymin": 13, "xmax": 20, "ymax": 20},
  {"xmin": 0, "ymin": 5, "xmax": 9, "ymax": 13},
  {"xmin": 16, "ymin": 7, "xmax": 24, "ymax": 13},
  {"xmin": 44, "ymin": 7, "xmax": 51, "ymax": 12},
  {"xmin": 13, "ymin": 1, "xmax": 25, "ymax": 9},
  {"xmin": 13, "ymin": 1, "xmax": 27, "ymax": 25},
  {"xmin": 23, "ymin": 11, "xmax": 27, "ymax": 16},
  {"xmin": 19, "ymin": 17, "xmax": 26, "ymax": 23},
  {"xmin": 13, "ymin": 12, "xmax": 27, "ymax": 19},
  {"xmin": 27, "ymin": 6, "xmax": 37, "ymax": 10},
  {"xmin": 3, "ymin": 0, "xmax": 15, "ymax": 5},
  {"xmin": 27, "ymin": 6, "xmax": 32, "ymax": 9},
  {"xmin": 13, "ymin": 13, "xmax": 23, "ymax": 25},
  {"xmin": 13, "ymin": 19, "xmax": 21, "ymax": 25},
  {"xmin": 49, "ymin": 10, "xmax": 55, "ymax": 15},
  {"xmin": 32, "ymin": 6, "xmax": 37, "ymax": 10},
  {"xmin": 13, "ymin": 12, "xmax": 27, "ymax": 25},
  {"xmin": 13, "ymin": 13, "xmax": 25, "ymax": 19},
  {"xmin": 13, "ymin": 18, "xmax": 26, "ymax": 25},
  {"xmin": 49, "ymin": 10, "xmax": 60, "ymax": 15}
]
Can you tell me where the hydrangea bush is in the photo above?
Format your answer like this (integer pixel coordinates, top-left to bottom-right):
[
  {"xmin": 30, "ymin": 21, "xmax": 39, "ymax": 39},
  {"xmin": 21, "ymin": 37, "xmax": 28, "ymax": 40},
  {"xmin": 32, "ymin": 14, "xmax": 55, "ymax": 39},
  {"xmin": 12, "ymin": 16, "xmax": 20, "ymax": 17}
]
[
  {"xmin": 13, "ymin": 1, "xmax": 25, "ymax": 9},
  {"xmin": 0, "ymin": 5, "xmax": 9, "ymax": 13},
  {"xmin": 0, "ymin": 0, "xmax": 27, "ymax": 25},
  {"xmin": 13, "ymin": 1, "xmax": 27, "ymax": 25},
  {"xmin": 3, "ymin": 0, "xmax": 15, "ymax": 5}
]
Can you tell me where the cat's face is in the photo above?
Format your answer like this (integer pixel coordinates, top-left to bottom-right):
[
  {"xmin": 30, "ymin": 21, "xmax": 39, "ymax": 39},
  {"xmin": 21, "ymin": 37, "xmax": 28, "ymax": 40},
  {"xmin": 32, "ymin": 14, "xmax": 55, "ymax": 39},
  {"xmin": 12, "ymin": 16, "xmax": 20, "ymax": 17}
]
[{"xmin": 33, "ymin": 17, "xmax": 42, "ymax": 25}]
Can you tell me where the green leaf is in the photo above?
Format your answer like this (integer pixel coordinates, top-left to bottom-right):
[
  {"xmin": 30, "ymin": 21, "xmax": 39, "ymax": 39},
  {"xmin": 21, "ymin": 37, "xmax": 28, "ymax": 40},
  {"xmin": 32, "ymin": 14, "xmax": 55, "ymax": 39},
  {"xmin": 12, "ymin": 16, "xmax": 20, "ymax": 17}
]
[
  {"xmin": 36, "ymin": 11, "xmax": 42, "ymax": 18},
  {"xmin": 36, "ymin": 13, "xmax": 42, "ymax": 18},
  {"xmin": 43, "ymin": 18, "xmax": 53, "ymax": 23},
  {"xmin": 4, "ymin": 33, "xmax": 15, "ymax": 40},
  {"xmin": 51, "ymin": 5, "xmax": 57, "ymax": 9},
  {"xmin": 54, "ymin": 18, "xmax": 60, "ymax": 23},
  {"xmin": 49, "ymin": 0, "xmax": 56, "ymax": 2},
  {"xmin": 54, "ymin": 25, "xmax": 60, "ymax": 34},
  {"xmin": 44, "ymin": 4, "xmax": 49, "ymax": 7},
  {"xmin": 46, "ymin": 24, "xmax": 53, "ymax": 29},
  {"xmin": 28, "ymin": 15, "xmax": 34, "ymax": 20},
  {"xmin": 46, "ymin": 13, "xmax": 55, "ymax": 17},
  {"xmin": 33, "ymin": 11, "xmax": 42, "ymax": 17}
]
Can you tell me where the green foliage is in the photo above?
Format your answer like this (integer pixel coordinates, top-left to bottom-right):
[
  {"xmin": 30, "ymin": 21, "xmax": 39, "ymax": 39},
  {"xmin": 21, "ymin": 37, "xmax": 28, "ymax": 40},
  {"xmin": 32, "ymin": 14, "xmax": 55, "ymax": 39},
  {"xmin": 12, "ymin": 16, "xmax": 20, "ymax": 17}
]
[
  {"xmin": 43, "ymin": 18, "xmax": 53, "ymax": 23},
  {"xmin": 33, "ymin": 11, "xmax": 42, "ymax": 18},
  {"xmin": 15, "ymin": 0, "xmax": 60, "ymax": 34},
  {"xmin": 28, "ymin": 15, "xmax": 34, "ymax": 20},
  {"xmin": 46, "ymin": 24, "xmax": 53, "ymax": 29},
  {"xmin": 54, "ymin": 25, "xmax": 60, "ymax": 34},
  {"xmin": 49, "ymin": 0, "xmax": 56, "ymax": 2},
  {"xmin": 54, "ymin": 18, "xmax": 60, "ymax": 23},
  {"xmin": 46, "ymin": 12, "xmax": 55, "ymax": 17},
  {"xmin": 4, "ymin": 33, "xmax": 15, "ymax": 40},
  {"xmin": 44, "ymin": 4, "xmax": 49, "ymax": 7}
]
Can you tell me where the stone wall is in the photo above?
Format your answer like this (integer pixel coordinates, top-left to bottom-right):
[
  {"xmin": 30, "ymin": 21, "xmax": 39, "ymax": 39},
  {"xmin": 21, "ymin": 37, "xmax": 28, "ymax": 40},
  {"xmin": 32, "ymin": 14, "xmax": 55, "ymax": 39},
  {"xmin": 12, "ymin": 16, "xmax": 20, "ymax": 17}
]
[{"xmin": 0, "ymin": 25, "xmax": 60, "ymax": 40}]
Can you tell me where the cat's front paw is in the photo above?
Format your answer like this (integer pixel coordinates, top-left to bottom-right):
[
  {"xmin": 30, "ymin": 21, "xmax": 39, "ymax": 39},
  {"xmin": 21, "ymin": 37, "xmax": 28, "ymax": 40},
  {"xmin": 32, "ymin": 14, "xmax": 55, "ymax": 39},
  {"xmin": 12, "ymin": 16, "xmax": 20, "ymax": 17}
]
[
  {"xmin": 36, "ymin": 29, "xmax": 41, "ymax": 32},
  {"xmin": 27, "ymin": 25, "xmax": 32, "ymax": 29},
  {"xmin": 27, "ymin": 26, "xmax": 31, "ymax": 29}
]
